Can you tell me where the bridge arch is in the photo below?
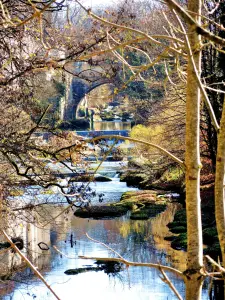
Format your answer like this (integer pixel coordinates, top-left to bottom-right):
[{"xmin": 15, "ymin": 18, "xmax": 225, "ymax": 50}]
[
  {"xmin": 75, "ymin": 82, "xmax": 114, "ymax": 119},
  {"xmin": 62, "ymin": 62, "xmax": 114, "ymax": 121}
]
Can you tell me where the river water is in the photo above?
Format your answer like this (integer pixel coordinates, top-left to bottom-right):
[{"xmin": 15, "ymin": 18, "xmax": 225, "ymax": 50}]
[
  {"xmin": 1, "ymin": 124, "xmax": 210, "ymax": 299},
  {"xmin": 2, "ymin": 196, "xmax": 187, "ymax": 299},
  {"xmin": 1, "ymin": 176, "xmax": 209, "ymax": 300}
]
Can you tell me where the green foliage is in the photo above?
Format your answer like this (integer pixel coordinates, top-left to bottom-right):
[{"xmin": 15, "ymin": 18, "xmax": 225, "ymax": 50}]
[
  {"xmin": 100, "ymin": 111, "xmax": 114, "ymax": 121},
  {"xmin": 122, "ymin": 81, "xmax": 152, "ymax": 100},
  {"xmin": 173, "ymin": 209, "xmax": 186, "ymax": 222},
  {"xmin": 115, "ymin": 51, "xmax": 164, "ymax": 101},
  {"xmin": 160, "ymin": 167, "xmax": 184, "ymax": 182},
  {"xmin": 130, "ymin": 124, "xmax": 163, "ymax": 142}
]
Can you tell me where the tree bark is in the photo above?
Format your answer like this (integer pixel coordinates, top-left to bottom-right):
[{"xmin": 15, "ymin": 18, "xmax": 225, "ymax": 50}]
[
  {"xmin": 0, "ymin": 184, "xmax": 5, "ymax": 231},
  {"xmin": 215, "ymin": 96, "xmax": 225, "ymax": 268},
  {"xmin": 185, "ymin": 0, "xmax": 204, "ymax": 298}
]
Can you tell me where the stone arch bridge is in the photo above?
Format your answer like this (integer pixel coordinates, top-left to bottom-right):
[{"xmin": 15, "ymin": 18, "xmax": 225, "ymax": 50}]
[{"xmin": 62, "ymin": 62, "xmax": 113, "ymax": 120}]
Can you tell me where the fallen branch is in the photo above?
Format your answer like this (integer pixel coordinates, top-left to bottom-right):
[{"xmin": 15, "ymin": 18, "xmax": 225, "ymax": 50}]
[{"xmin": 79, "ymin": 233, "xmax": 184, "ymax": 279}]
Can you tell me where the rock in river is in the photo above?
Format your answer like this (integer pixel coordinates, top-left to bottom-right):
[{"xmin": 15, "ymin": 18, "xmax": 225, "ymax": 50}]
[{"xmin": 74, "ymin": 205, "xmax": 129, "ymax": 219}]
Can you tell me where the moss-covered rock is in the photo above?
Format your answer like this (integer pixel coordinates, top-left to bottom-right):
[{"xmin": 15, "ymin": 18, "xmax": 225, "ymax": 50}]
[
  {"xmin": 74, "ymin": 191, "xmax": 168, "ymax": 221},
  {"xmin": 171, "ymin": 233, "xmax": 187, "ymax": 251},
  {"xmin": 94, "ymin": 175, "xmax": 112, "ymax": 182},
  {"xmin": 169, "ymin": 226, "xmax": 187, "ymax": 234},
  {"xmin": 120, "ymin": 172, "xmax": 148, "ymax": 187},
  {"xmin": 114, "ymin": 191, "xmax": 168, "ymax": 220},
  {"xmin": 130, "ymin": 210, "xmax": 149, "ymax": 220},
  {"xmin": 167, "ymin": 208, "xmax": 222, "ymax": 256},
  {"xmin": 130, "ymin": 204, "xmax": 167, "ymax": 220},
  {"xmin": 119, "ymin": 191, "xmax": 162, "ymax": 205},
  {"xmin": 70, "ymin": 174, "xmax": 112, "ymax": 182},
  {"xmin": 167, "ymin": 221, "xmax": 187, "ymax": 229},
  {"xmin": 74, "ymin": 205, "xmax": 129, "ymax": 219},
  {"xmin": 70, "ymin": 175, "xmax": 91, "ymax": 182}
]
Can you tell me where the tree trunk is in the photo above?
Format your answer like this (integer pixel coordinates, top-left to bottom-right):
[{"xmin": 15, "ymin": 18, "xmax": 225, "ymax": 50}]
[
  {"xmin": 0, "ymin": 184, "xmax": 4, "ymax": 231},
  {"xmin": 215, "ymin": 96, "xmax": 225, "ymax": 273},
  {"xmin": 185, "ymin": 0, "xmax": 204, "ymax": 298}
]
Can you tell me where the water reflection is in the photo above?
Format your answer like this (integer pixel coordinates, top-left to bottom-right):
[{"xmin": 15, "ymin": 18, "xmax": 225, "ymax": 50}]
[
  {"xmin": 2, "ymin": 202, "xmax": 211, "ymax": 300},
  {"xmin": 2, "ymin": 206, "xmax": 183, "ymax": 300},
  {"xmin": 94, "ymin": 121, "xmax": 131, "ymax": 131}
]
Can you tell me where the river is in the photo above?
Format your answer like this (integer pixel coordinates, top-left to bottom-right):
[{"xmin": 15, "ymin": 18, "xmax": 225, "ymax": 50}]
[
  {"xmin": 1, "ymin": 123, "xmax": 210, "ymax": 299},
  {"xmin": 1, "ymin": 166, "xmax": 210, "ymax": 300}
]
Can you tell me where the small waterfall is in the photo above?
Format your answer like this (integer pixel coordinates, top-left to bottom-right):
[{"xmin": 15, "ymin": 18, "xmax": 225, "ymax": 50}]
[{"xmin": 113, "ymin": 173, "xmax": 120, "ymax": 178}]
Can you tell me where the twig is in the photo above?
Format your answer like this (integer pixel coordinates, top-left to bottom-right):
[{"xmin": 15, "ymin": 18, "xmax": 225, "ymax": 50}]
[
  {"xmin": 1, "ymin": 230, "xmax": 61, "ymax": 300},
  {"xmin": 205, "ymin": 255, "xmax": 225, "ymax": 274},
  {"xmin": 164, "ymin": 0, "xmax": 225, "ymax": 46},
  {"xmin": 158, "ymin": 264, "xmax": 183, "ymax": 300},
  {"xmin": 53, "ymin": 245, "xmax": 77, "ymax": 259},
  {"xmin": 56, "ymin": 135, "xmax": 184, "ymax": 167},
  {"xmin": 43, "ymin": 141, "xmax": 117, "ymax": 227},
  {"xmin": 75, "ymin": 0, "xmax": 184, "ymax": 55},
  {"xmin": 80, "ymin": 233, "xmax": 184, "ymax": 278},
  {"xmin": 89, "ymin": 135, "xmax": 185, "ymax": 167},
  {"xmin": 86, "ymin": 233, "xmax": 124, "ymax": 259},
  {"xmin": 173, "ymin": 10, "xmax": 220, "ymax": 132}
]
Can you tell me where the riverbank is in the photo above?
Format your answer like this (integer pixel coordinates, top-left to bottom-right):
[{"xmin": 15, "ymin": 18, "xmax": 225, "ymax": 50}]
[
  {"xmin": 120, "ymin": 160, "xmax": 184, "ymax": 194},
  {"xmin": 119, "ymin": 161, "xmax": 219, "ymax": 257},
  {"xmin": 165, "ymin": 184, "xmax": 220, "ymax": 258}
]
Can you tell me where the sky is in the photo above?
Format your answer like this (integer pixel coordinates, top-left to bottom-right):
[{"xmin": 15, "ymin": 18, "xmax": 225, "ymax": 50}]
[{"xmin": 83, "ymin": 0, "xmax": 119, "ymax": 8}]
